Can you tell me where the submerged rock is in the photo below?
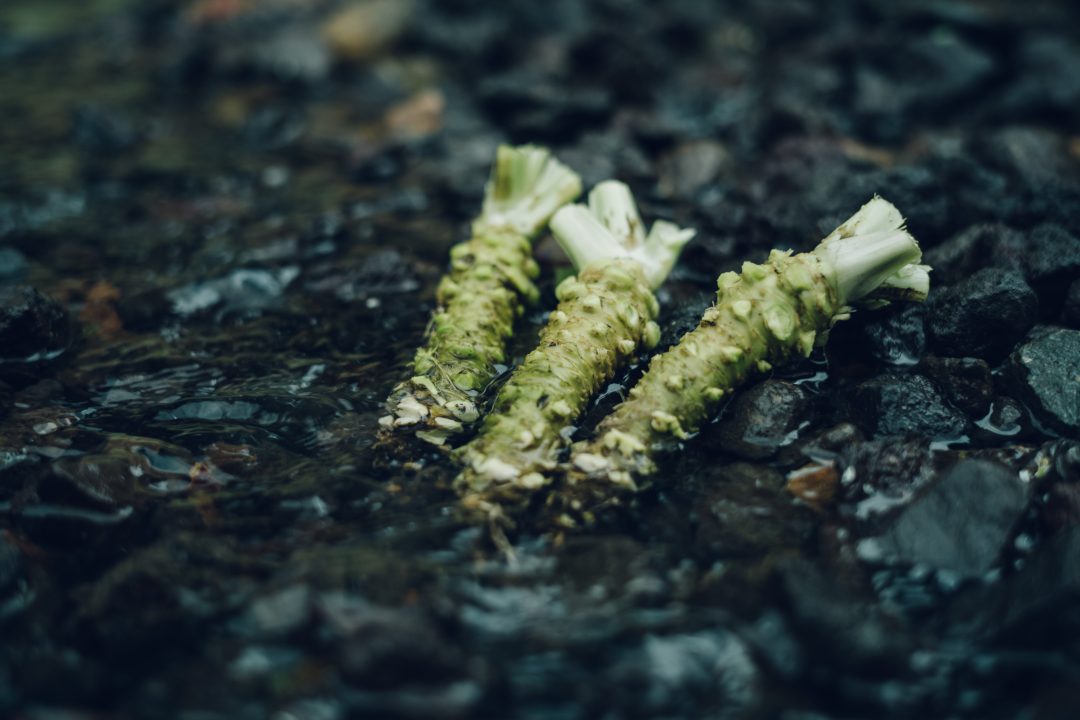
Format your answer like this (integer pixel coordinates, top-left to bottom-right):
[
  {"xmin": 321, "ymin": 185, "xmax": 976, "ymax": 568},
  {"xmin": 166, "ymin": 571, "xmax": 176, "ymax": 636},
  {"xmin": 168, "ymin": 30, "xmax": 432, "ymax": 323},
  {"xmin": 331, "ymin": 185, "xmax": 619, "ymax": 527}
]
[
  {"xmin": 927, "ymin": 268, "xmax": 1038, "ymax": 362},
  {"xmin": 0, "ymin": 286, "xmax": 76, "ymax": 387},
  {"xmin": 693, "ymin": 463, "xmax": 816, "ymax": 557},
  {"xmin": 1006, "ymin": 327, "xmax": 1080, "ymax": 435},
  {"xmin": 849, "ymin": 373, "xmax": 969, "ymax": 439},
  {"xmin": 707, "ymin": 380, "xmax": 812, "ymax": 460},
  {"xmin": 861, "ymin": 459, "xmax": 1028, "ymax": 577}
]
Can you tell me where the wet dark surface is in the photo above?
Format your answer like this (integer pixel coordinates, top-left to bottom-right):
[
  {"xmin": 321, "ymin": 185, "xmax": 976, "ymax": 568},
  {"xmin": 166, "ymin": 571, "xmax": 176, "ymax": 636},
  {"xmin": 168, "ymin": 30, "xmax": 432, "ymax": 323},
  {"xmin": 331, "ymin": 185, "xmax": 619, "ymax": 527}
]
[{"xmin": 2, "ymin": 1, "xmax": 1080, "ymax": 718}]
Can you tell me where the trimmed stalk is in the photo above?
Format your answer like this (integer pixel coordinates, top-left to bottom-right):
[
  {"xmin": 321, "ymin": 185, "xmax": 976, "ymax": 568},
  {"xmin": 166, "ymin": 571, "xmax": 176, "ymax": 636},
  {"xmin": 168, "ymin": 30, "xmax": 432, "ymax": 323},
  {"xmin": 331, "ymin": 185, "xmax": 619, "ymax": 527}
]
[
  {"xmin": 556, "ymin": 196, "xmax": 930, "ymax": 526},
  {"xmin": 381, "ymin": 145, "xmax": 581, "ymax": 445},
  {"xmin": 456, "ymin": 181, "xmax": 694, "ymax": 514}
]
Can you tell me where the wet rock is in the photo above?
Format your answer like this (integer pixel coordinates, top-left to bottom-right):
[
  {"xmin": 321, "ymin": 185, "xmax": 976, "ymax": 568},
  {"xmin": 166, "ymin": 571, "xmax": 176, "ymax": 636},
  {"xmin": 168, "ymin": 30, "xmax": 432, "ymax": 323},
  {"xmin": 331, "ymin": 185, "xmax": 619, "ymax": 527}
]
[
  {"xmin": 707, "ymin": 380, "xmax": 812, "ymax": 460},
  {"xmin": 859, "ymin": 304, "xmax": 926, "ymax": 365},
  {"xmin": 167, "ymin": 266, "xmax": 299, "ymax": 319},
  {"xmin": 951, "ymin": 525, "xmax": 1080, "ymax": 647},
  {"xmin": 228, "ymin": 27, "xmax": 331, "ymax": 83},
  {"xmin": 115, "ymin": 286, "xmax": 173, "ymax": 332},
  {"xmin": 71, "ymin": 104, "xmax": 139, "ymax": 154},
  {"xmin": 849, "ymin": 373, "xmax": 969, "ymax": 439},
  {"xmin": 0, "ymin": 534, "xmax": 20, "ymax": 593},
  {"xmin": 927, "ymin": 268, "xmax": 1038, "ymax": 361},
  {"xmin": 322, "ymin": 0, "xmax": 413, "ymax": 63},
  {"xmin": 0, "ymin": 286, "xmax": 77, "ymax": 387},
  {"xmin": 318, "ymin": 593, "xmax": 465, "ymax": 689},
  {"xmin": 923, "ymin": 224, "xmax": 1022, "ymax": 285},
  {"xmin": 995, "ymin": 34, "xmax": 1080, "ymax": 122},
  {"xmin": 1042, "ymin": 482, "xmax": 1080, "ymax": 535},
  {"xmin": 0, "ymin": 381, "xmax": 10, "ymax": 420},
  {"xmin": 916, "ymin": 356, "xmax": 993, "ymax": 417},
  {"xmin": 0, "ymin": 247, "xmax": 27, "ymax": 284},
  {"xmin": 306, "ymin": 249, "xmax": 419, "ymax": 302},
  {"xmin": 608, "ymin": 630, "xmax": 759, "ymax": 718},
  {"xmin": 1063, "ymin": 280, "xmax": 1080, "ymax": 328},
  {"xmin": 861, "ymin": 459, "xmax": 1027, "ymax": 577},
  {"xmin": 243, "ymin": 585, "xmax": 313, "ymax": 639},
  {"xmin": 1006, "ymin": 327, "xmax": 1080, "ymax": 435},
  {"xmin": 777, "ymin": 559, "xmax": 912, "ymax": 674},
  {"xmin": 978, "ymin": 396, "xmax": 1036, "ymax": 442},
  {"xmin": 1022, "ymin": 224, "xmax": 1080, "ymax": 310},
  {"xmin": 657, "ymin": 140, "xmax": 731, "ymax": 199},
  {"xmin": 693, "ymin": 463, "xmax": 816, "ymax": 557},
  {"xmin": 853, "ymin": 31, "xmax": 995, "ymax": 142},
  {"xmin": 837, "ymin": 439, "xmax": 939, "ymax": 521},
  {"xmin": 478, "ymin": 72, "xmax": 612, "ymax": 141}
]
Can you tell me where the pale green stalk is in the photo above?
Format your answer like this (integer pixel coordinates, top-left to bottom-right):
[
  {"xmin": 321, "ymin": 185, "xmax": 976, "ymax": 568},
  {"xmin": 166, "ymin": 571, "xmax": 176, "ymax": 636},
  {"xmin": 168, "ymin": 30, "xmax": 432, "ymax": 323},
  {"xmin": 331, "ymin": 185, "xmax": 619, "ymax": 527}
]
[
  {"xmin": 456, "ymin": 181, "xmax": 693, "ymax": 517},
  {"xmin": 554, "ymin": 197, "xmax": 930, "ymax": 527},
  {"xmin": 381, "ymin": 145, "xmax": 581, "ymax": 445}
]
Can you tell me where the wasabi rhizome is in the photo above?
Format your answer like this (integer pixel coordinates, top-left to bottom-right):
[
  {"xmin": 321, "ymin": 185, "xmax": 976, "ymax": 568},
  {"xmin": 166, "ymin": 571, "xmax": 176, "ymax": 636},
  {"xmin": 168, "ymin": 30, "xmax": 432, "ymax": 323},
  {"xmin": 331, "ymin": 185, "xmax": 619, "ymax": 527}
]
[
  {"xmin": 556, "ymin": 197, "xmax": 930, "ymax": 526},
  {"xmin": 456, "ymin": 181, "xmax": 694, "ymax": 513},
  {"xmin": 381, "ymin": 145, "xmax": 581, "ymax": 445}
]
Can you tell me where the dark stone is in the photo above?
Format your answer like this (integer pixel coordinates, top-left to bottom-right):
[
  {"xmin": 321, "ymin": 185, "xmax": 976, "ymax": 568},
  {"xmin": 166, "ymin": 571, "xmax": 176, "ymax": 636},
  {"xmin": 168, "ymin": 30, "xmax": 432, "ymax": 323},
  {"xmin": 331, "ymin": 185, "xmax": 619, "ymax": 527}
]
[
  {"xmin": 860, "ymin": 304, "xmax": 926, "ymax": 365},
  {"xmin": 115, "ymin": 287, "xmax": 173, "ymax": 332},
  {"xmin": 0, "ymin": 381, "xmax": 10, "ymax": 421},
  {"xmin": 852, "ymin": 32, "xmax": 995, "ymax": 143},
  {"xmin": 916, "ymin": 356, "xmax": 993, "ymax": 417},
  {"xmin": 777, "ymin": 559, "xmax": 912, "ymax": 675},
  {"xmin": 977, "ymin": 396, "xmax": 1036, "ymax": 442},
  {"xmin": 0, "ymin": 286, "xmax": 77, "ymax": 387},
  {"xmin": 0, "ymin": 534, "xmax": 20, "ymax": 593},
  {"xmin": 927, "ymin": 268, "xmax": 1038, "ymax": 361},
  {"xmin": 1063, "ymin": 279, "xmax": 1080, "ymax": 328},
  {"xmin": 707, "ymin": 380, "xmax": 812, "ymax": 460},
  {"xmin": 837, "ymin": 439, "xmax": 939, "ymax": 519},
  {"xmin": 478, "ymin": 71, "xmax": 611, "ymax": 141},
  {"xmin": 864, "ymin": 459, "xmax": 1028, "ymax": 577},
  {"xmin": 166, "ymin": 267, "xmax": 299, "ymax": 319},
  {"xmin": 1022, "ymin": 224, "xmax": 1080, "ymax": 311},
  {"xmin": 0, "ymin": 248, "xmax": 27, "ymax": 283},
  {"xmin": 657, "ymin": 140, "xmax": 731, "ymax": 199},
  {"xmin": 305, "ymin": 249, "xmax": 419, "ymax": 303},
  {"xmin": 923, "ymin": 224, "xmax": 1022, "ymax": 285},
  {"xmin": 1042, "ymin": 482, "xmax": 1080, "ymax": 535},
  {"xmin": 778, "ymin": 422, "xmax": 863, "ymax": 469},
  {"xmin": 950, "ymin": 525, "xmax": 1080, "ymax": 648},
  {"xmin": 318, "ymin": 593, "xmax": 464, "ymax": 688},
  {"xmin": 693, "ymin": 463, "xmax": 816, "ymax": 557},
  {"xmin": 71, "ymin": 104, "xmax": 139, "ymax": 154},
  {"xmin": 849, "ymin": 373, "xmax": 969, "ymax": 439},
  {"xmin": 607, "ymin": 630, "xmax": 758, "ymax": 718},
  {"xmin": 1005, "ymin": 327, "xmax": 1080, "ymax": 435}
]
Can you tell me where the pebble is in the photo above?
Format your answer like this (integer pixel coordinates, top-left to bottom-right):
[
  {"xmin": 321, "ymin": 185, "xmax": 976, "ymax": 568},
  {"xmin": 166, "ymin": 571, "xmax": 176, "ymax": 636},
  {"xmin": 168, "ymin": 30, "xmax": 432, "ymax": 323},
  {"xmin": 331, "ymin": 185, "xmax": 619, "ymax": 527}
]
[
  {"xmin": 0, "ymin": 286, "xmax": 76, "ymax": 387},
  {"xmin": 1005, "ymin": 327, "xmax": 1080, "ymax": 435},
  {"xmin": 916, "ymin": 356, "xmax": 993, "ymax": 417},
  {"xmin": 867, "ymin": 459, "xmax": 1028, "ymax": 577},
  {"xmin": 927, "ymin": 268, "xmax": 1038, "ymax": 361},
  {"xmin": 849, "ymin": 373, "xmax": 969, "ymax": 439},
  {"xmin": 708, "ymin": 380, "xmax": 811, "ymax": 460}
]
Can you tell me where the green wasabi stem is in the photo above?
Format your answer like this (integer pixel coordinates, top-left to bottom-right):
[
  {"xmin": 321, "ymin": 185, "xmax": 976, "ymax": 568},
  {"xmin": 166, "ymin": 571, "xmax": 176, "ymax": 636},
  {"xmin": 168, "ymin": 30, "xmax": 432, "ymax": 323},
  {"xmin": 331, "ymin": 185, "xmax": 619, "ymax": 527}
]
[
  {"xmin": 380, "ymin": 145, "xmax": 581, "ymax": 445},
  {"xmin": 455, "ymin": 181, "xmax": 694, "ymax": 519},
  {"xmin": 554, "ymin": 196, "xmax": 930, "ymax": 527}
]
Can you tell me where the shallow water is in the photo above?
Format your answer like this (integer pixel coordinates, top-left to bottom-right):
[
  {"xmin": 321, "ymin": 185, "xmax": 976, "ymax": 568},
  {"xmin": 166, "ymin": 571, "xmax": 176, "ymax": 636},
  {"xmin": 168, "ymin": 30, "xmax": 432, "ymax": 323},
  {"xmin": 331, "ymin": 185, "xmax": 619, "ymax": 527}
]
[{"xmin": 2, "ymin": 1, "xmax": 1080, "ymax": 718}]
